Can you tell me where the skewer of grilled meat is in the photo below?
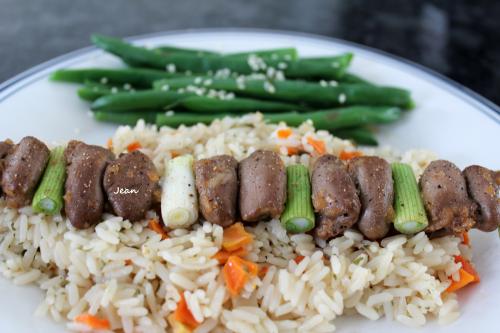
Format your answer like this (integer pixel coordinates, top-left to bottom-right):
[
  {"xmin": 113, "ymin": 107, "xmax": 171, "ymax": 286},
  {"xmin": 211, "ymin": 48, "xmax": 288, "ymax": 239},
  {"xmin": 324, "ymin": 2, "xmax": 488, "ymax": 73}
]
[
  {"xmin": 103, "ymin": 150, "xmax": 160, "ymax": 222},
  {"xmin": 311, "ymin": 154, "xmax": 361, "ymax": 239},
  {"xmin": 64, "ymin": 140, "xmax": 114, "ymax": 229},
  {"xmin": 194, "ymin": 155, "xmax": 239, "ymax": 227},
  {"xmin": 0, "ymin": 135, "xmax": 498, "ymax": 240},
  {"xmin": 239, "ymin": 150, "xmax": 287, "ymax": 222},
  {"xmin": 1, "ymin": 136, "xmax": 50, "ymax": 208}
]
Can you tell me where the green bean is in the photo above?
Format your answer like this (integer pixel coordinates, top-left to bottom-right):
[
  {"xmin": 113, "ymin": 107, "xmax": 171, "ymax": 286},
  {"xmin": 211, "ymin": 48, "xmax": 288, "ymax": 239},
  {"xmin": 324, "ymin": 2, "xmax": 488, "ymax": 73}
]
[
  {"xmin": 333, "ymin": 127, "xmax": 378, "ymax": 146},
  {"xmin": 91, "ymin": 35, "xmax": 352, "ymax": 80},
  {"xmin": 91, "ymin": 90, "xmax": 190, "ymax": 111},
  {"xmin": 155, "ymin": 46, "xmax": 219, "ymax": 57},
  {"xmin": 91, "ymin": 90, "xmax": 307, "ymax": 113},
  {"xmin": 339, "ymin": 73, "xmax": 372, "ymax": 84},
  {"xmin": 226, "ymin": 47, "xmax": 298, "ymax": 60},
  {"xmin": 32, "ymin": 146, "xmax": 66, "ymax": 215},
  {"xmin": 154, "ymin": 106, "xmax": 401, "ymax": 130},
  {"xmin": 156, "ymin": 46, "xmax": 298, "ymax": 61},
  {"xmin": 77, "ymin": 81, "xmax": 129, "ymax": 101},
  {"xmin": 153, "ymin": 77, "xmax": 414, "ymax": 109},
  {"xmin": 51, "ymin": 68, "xmax": 181, "ymax": 87},
  {"xmin": 93, "ymin": 111, "xmax": 159, "ymax": 125}
]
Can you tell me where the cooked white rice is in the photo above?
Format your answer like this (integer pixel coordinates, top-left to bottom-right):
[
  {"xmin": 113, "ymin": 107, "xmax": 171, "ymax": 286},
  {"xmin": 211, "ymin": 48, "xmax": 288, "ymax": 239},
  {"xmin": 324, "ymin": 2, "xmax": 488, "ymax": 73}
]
[{"xmin": 0, "ymin": 114, "xmax": 465, "ymax": 332}]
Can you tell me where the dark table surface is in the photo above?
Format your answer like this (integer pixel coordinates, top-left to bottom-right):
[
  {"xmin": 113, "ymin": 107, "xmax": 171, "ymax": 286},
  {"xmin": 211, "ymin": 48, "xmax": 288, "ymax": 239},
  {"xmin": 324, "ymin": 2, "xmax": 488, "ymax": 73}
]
[{"xmin": 1, "ymin": 0, "xmax": 499, "ymax": 105}]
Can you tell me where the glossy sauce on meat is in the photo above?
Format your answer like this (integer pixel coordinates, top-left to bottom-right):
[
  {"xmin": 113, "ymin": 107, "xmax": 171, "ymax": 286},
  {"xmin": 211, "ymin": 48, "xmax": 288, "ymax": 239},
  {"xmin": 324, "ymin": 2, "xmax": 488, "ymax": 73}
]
[
  {"xmin": 239, "ymin": 150, "xmax": 286, "ymax": 222},
  {"xmin": 311, "ymin": 154, "xmax": 360, "ymax": 239},
  {"xmin": 463, "ymin": 165, "xmax": 500, "ymax": 232},
  {"xmin": 348, "ymin": 156, "xmax": 394, "ymax": 240},
  {"xmin": 1, "ymin": 136, "xmax": 49, "ymax": 208},
  {"xmin": 103, "ymin": 151, "xmax": 159, "ymax": 222},
  {"xmin": 64, "ymin": 140, "xmax": 114, "ymax": 229},
  {"xmin": 194, "ymin": 155, "xmax": 238, "ymax": 227},
  {"xmin": 420, "ymin": 160, "xmax": 476, "ymax": 234}
]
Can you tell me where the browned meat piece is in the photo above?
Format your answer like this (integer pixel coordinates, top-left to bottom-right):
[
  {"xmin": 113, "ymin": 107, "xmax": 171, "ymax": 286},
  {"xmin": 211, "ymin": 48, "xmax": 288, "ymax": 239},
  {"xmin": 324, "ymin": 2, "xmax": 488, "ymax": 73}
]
[
  {"xmin": 1, "ymin": 137, "xmax": 50, "ymax": 208},
  {"xmin": 348, "ymin": 156, "xmax": 394, "ymax": 240},
  {"xmin": 311, "ymin": 154, "xmax": 360, "ymax": 239},
  {"xmin": 64, "ymin": 140, "xmax": 114, "ymax": 229},
  {"xmin": 463, "ymin": 165, "xmax": 500, "ymax": 232},
  {"xmin": 420, "ymin": 160, "xmax": 476, "ymax": 234},
  {"xmin": 194, "ymin": 155, "xmax": 238, "ymax": 227},
  {"xmin": 103, "ymin": 151, "xmax": 160, "ymax": 222},
  {"xmin": 0, "ymin": 140, "xmax": 14, "ymax": 193},
  {"xmin": 239, "ymin": 150, "xmax": 286, "ymax": 222},
  {"xmin": 0, "ymin": 140, "xmax": 12, "ymax": 159}
]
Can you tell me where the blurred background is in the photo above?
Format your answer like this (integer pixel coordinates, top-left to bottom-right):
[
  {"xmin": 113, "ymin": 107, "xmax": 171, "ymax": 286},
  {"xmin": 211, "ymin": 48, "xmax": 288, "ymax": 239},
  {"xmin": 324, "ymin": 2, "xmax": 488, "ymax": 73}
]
[{"xmin": 1, "ymin": 0, "xmax": 499, "ymax": 104}]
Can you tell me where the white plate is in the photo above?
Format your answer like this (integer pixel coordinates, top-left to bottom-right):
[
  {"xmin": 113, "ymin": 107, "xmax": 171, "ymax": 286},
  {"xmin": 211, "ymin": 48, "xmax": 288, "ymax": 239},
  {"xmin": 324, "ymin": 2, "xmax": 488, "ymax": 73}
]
[{"xmin": 0, "ymin": 29, "xmax": 499, "ymax": 333}]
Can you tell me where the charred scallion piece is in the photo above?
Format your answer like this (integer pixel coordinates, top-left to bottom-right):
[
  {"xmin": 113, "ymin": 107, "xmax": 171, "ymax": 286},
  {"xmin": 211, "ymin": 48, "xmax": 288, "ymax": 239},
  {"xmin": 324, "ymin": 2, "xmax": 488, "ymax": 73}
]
[
  {"xmin": 391, "ymin": 163, "xmax": 429, "ymax": 234},
  {"xmin": 32, "ymin": 146, "xmax": 66, "ymax": 215},
  {"xmin": 161, "ymin": 155, "xmax": 198, "ymax": 228},
  {"xmin": 281, "ymin": 165, "xmax": 315, "ymax": 233}
]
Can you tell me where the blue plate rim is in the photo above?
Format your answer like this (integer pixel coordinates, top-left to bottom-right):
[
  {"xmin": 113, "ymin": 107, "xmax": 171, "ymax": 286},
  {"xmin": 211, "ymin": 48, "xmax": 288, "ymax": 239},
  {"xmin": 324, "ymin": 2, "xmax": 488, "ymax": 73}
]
[{"xmin": 0, "ymin": 27, "xmax": 498, "ymax": 123}]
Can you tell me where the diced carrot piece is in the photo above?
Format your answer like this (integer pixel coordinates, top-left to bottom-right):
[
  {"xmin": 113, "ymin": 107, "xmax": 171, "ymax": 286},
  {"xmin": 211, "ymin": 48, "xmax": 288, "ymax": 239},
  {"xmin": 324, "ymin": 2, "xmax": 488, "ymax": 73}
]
[
  {"xmin": 287, "ymin": 146, "xmax": 300, "ymax": 156},
  {"xmin": 277, "ymin": 128, "xmax": 293, "ymax": 139},
  {"xmin": 306, "ymin": 137, "xmax": 326, "ymax": 155},
  {"xmin": 461, "ymin": 232, "xmax": 470, "ymax": 246},
  {"xmin": 223, "ymin": 256, "xmax": 259, "ymax": 296},
  {"xmin": 213, "ymin": 247, "xmax": 248, "ymax": 265},
  {"xmin": 124, "ymin": 259, "xmax": 133, "ymax": 266},
  {"xmin": 148, "ymin": 219, "xmax": 169, "ymax": 240},
  {"xmin": 127, "ymin": 141, "xmax": 142, "ymax": 152},
  {"xmin": 339, "ymin": 150, "xmax": 363, "ymax": 161},
  {"xmin": 454, "ymin": 255, "xmax": 480, "ymax": 282},
  {"xmin": 174, "ymin": 293, "xmax": 199, "ymax": 329},
  {"xmin": 171, "ymin": 150, "xmax": 181, "ymax": 158},
  {"xmin": 294, "ymin": 255, "xmax": 305, "ymax": 264},
  {"xmin": 258, "ymin": 265, "xmax": 269, "ymax": 278},
  {"xmin": 222, "ymin": 223, "xmax": 253, "ymax": 252},
  {"xmin": 167, "ymin": 314, "xmax": 192, "ymax": 333},
  {"xmin": 446, "ymin": 268, "xmax": 476, "ymax": 293},
  {"xmin": 106, "ymin": 138, "xmax": 113, "ymax": 149},
  {"xmin": 74, "ymin": 313, "xmax": 110, "ymax": 330}
]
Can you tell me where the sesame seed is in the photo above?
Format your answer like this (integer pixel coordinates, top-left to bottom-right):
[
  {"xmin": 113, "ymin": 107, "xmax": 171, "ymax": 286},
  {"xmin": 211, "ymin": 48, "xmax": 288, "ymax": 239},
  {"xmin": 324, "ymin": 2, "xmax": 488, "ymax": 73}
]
[
  {"xmin": 194, "ymin": 77, "xmax": 203, "ymax": 84},
  {"xmin": 319, "ymin": 80, "xmax": 328, "ymax": 87},
  {"xmin": 264, "ymin": 81, "xmax": 276, "ymax": 94},
  {"xmin": 203, "ymin": 79, "xmax": 213, "ymax": 86},
  {"xmin": 275, "ymin": 71, "xmax": 285, "ymax": 81},
  {"xmin": 329, "ymin": 80, "xmax": 338, "ymax": 87},
  {"xmin": 100, "ymin": 77, "xmax": 108, "ymax": 84},
  {"xmin": 123, "ymin": 83, "xmax": 132, "ymax": 90},
  {"xmin": 161, "ymin": 84, "xmax": 170, "ymax": 91},
  {"xmin": 338, "ymin": 93, "xmax": 347, "ymax": 104},
  {"xmin": 331, "ymin": 62, "xmax": 340, "ymax": 68},
  {"xmin": 277, "ymin": 62, "xmax": 288, "ymax": 70},
  {"xmin": 165, "ymin": 110, "xmax": 175, "ymax": 116},
  {"xmin": 111, "ymin": 87, "xmax": 118, "ymax": 94},
  {"xmin": 166, "ymin": 64, "xmax": 176, "ymax": 73}
]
